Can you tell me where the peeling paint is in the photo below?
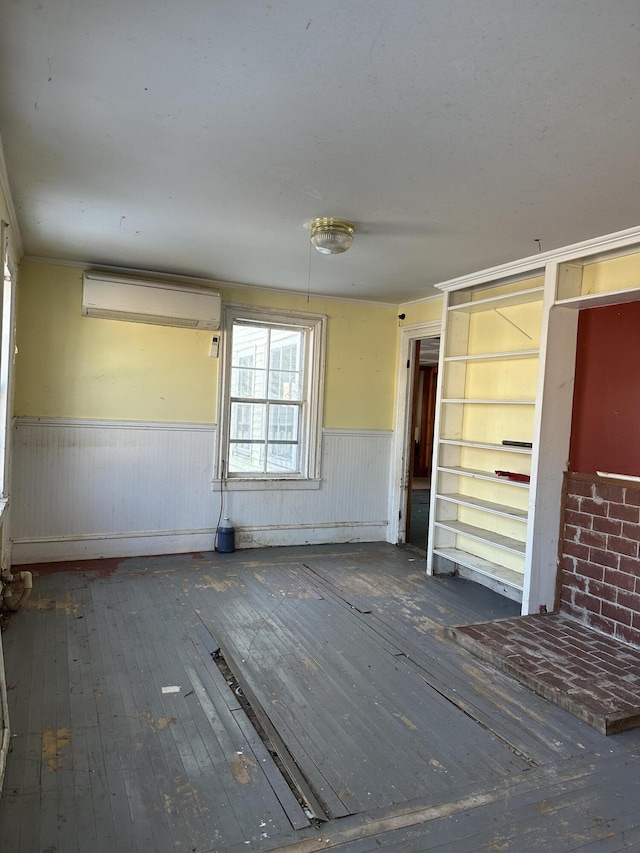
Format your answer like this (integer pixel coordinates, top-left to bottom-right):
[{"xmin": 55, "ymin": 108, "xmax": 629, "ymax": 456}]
[
  {"xmin": 139, "ymin": 709, "xmax": 176, "ymax": 732},
  {"xmin": 461, "ymin": 662, "xmax": 546, "ymax": 726},
  {"xmin": 191, "ymin": 574, "xmax": 237, "ymax": 592},
  {"xmin": 42, "ymin": 726, "xmax": 70, "ymax": 772},
  {"xmin": 229, "ymin": 754, "xmax": 257, "ymax": 785},
  {"xmin": 26, "ymin": 590, "xmax": 78, "ymax": 615},
  {"xmin": 394, "ymin": 712, "xmax": 418, "ymax": 731}
]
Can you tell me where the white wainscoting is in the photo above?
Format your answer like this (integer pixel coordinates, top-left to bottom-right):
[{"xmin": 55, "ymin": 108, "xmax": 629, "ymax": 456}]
[{"xmin": 11, "ymin": 419, "xmax": 392, "ymax": 563}]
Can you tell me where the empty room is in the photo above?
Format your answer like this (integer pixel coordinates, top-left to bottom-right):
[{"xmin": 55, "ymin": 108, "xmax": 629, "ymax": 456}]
[{"xmin": 1, "ymin": 2, "xmax": 640, "ymax": 851}]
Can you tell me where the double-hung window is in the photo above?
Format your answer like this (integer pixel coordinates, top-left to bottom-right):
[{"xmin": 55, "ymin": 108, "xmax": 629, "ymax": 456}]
[{"xmin": 219, "ymin": 305, "xmax": 326, "ymax": 484}]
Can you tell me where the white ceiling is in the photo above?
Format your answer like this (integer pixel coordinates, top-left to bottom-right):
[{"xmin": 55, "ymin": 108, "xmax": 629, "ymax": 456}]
[{"xmin": 1, "ymin": 1, "xmax": 639, "ymax": 303}]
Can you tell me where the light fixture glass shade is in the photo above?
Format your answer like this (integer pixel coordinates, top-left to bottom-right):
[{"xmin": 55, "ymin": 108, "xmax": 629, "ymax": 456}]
[{"xmin": 310, "ymin": 218, "xmax": 355, "ymax": 255}]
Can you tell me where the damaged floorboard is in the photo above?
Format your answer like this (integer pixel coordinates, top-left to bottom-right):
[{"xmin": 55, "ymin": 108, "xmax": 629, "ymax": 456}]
[{"xmin": 1, "ymin": 543, "xmax": 639, "ymax": 852}]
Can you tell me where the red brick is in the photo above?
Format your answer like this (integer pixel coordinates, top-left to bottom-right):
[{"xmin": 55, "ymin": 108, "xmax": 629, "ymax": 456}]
[
  {"xmin": 608, "ymin": 503, "xmax": 640, "ymax": 523},
  {"xmin": 565, "ymin": 573, "xmax": 587, "ymax": 593},
  {"xmin": 624, "ymin": 488, "xmax": 640, "ymax": 507},
  {"xmin": 568, "ymin": 479, "xmax": 595, "ymax": 497},
  {"xmin": 622, "ymin": 522, "xmax": 640, "ymax": 541},
  {"xmin": 575, "ymin": 560, "xmax": 605, "ymax": 581},
  {"xmin": 619, "ymin": 555, "xmax": 640, "ymax": 574},
  {"xmin": 586, "ymin": 612, "xmax": 616, "ymax": 636},
  {"xmin": 601, "ymin": 601, "xmax": 633, "ymax": 626},
  {"xmin": 604, "ymin": 567, "xmax": 636, "ymax": 591},
  {"xmin": 560, "ymin": 585, "xmax": 572, "ymax": 603},
  {"xmin": 632, "ymin": 611, "xmax": 640, "ymax": 630},
  {"xmin": 607, "ymin": 536, "xmax": 640, "ymax": 558},
  {"xmin": 589, "ymin": 649, "xmax": 625, "ymax": 668},
  {"xmin": 564, "ymin": 524, "xmax": 580, "ymax": 542},
  {"xmin": 617, "ymin": 588, "xmax": 640, "ymax": 612},
  {"xmin": 566, "ymin": 494, "xmax": 582, "ymax": 512},
  {"xmin": 592, "ymin": 516, "xmax": 623, "ymax": 536},
  {"xmin": 565, "ymin": 510, "xmax": 593, "ymax": 528},
  {"xmin": 562, "ymin": 555, "xmax": 576, "ymax": 573},
  {"xmin": 563, "ymin": 541, "xmax": 590, "ymax": 560},
  {"xmin": 589, "ymin": 580, "xmax": 617, "ymax": 602},
  {"xmin": 580, "ymin": 498, "xmax": 609, "ymax": 517},
  {"xmin": 614, "ymin": 623, "xmax": 640, "ymax": 649},
  {"xmin": 574, "ymin": 591, "xmax": 601, "ymax": 613},
  {"xmin": 578, "ymin": 529, "xmax": 607, "ymax": 548},
  {"xmin": 589, "ymin": 547, "xmax": 619, "ymax": 569},
  {"xmin": 561, "ymin": 602, "xmax": 585, "ymax": 621},
  {"xmin": 594, "ymin": 483, "xmax": 625, "ymax": 502}
]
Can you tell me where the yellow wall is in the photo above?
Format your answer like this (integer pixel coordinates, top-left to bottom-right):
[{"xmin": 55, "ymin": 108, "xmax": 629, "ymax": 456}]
[
  {"xmin": 582, "ymin": 251, "xmax": 640, "ymax": 295},
  {"xmin": 15, "ymin": 261, "xmax": 398, "ymax": 429},
  {"xmin": 397, "ymin": 294, "xmax": 443, "ymax": 327}
]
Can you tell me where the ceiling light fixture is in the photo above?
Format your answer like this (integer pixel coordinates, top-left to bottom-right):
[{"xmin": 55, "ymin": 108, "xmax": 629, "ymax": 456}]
[{"xmin": 310, "ymin": 218, "xmax": 355, "ymax": 255}]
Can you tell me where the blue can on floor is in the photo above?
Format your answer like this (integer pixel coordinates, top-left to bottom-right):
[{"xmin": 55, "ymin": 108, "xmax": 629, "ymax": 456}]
[{"xmin": 216, "ymin": 518, "xmax": 235, "ymax": 553}]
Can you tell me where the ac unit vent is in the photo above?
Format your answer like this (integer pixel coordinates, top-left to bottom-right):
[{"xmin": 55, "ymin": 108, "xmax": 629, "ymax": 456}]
[{"xmin": 82, "ymin": 273, "xmax": 221, "ymax": 330}]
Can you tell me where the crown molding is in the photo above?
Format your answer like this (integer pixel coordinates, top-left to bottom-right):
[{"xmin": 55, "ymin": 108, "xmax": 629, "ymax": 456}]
[{"xmin": 435, "ymin": 224, "xmax": 640, "ymax": 292}]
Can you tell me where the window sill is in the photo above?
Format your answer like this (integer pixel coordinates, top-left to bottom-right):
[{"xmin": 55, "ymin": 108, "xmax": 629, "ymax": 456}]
[{"xmin": 212, "ymin": 478, "xmax": 321, "ymax": 492}]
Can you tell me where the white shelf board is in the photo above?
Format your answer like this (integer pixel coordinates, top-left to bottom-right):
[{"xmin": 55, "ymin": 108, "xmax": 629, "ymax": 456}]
[
  {"xmin": 555, "ymin": 286, "xmax": 640, "ymax": 310},
  {"xmin": 448, "ymin": 286, "xmax": 544, "ymax": 314},
  {"xmin": 434, "ymin": 519, "xmax": 526, "ymax": 555},
  {"xmin": 433, "ymin": 547, "xmax": 524, "ymax": 595},
  {"xmin": 444, "ymin": 349, "xmax": 539, "ymax": 363},
  {"xmin": 437, "ymin": 492, "xmax": 528, "ymax": 521},
  {"xmin": 438, "ymin": 465, "xmax": 531, "ymax": 488},
  {"xmin": 441, "ymin": 398, "xmax": 536, "ymax": 405},
  {"xmin": 440, "ymin": 439, "xmax": 532, "ymax": 454}
]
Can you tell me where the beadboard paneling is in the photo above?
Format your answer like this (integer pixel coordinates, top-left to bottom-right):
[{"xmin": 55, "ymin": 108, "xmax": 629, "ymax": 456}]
[{"xmin": 11, "ymin": 419, "xmax": 391, "ymax": 562}]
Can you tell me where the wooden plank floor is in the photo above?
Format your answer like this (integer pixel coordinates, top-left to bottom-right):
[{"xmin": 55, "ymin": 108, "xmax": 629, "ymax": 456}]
[{"xmin": 0, "ymin": 543, "xmax": 639, "ymax": 852}]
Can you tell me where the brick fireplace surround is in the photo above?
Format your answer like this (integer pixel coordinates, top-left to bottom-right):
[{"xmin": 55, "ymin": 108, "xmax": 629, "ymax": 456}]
[{"xmin": 560, "ymin": 472, "xmax": 640, "ymax": 648}]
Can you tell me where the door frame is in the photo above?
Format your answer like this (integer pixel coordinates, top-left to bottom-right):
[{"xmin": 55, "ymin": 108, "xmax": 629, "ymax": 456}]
[{"xmin": 387, "ymin": 319, "xmax": 441, "ymax": 545}]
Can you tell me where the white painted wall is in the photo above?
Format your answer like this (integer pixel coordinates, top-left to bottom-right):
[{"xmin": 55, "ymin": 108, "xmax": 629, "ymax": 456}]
[{"xmin": 10, "ymin": 419, "xmax": 391, "ymax": 563}]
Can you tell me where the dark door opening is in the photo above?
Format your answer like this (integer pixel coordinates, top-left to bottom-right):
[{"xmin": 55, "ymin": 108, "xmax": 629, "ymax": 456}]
[{"xmin": 407, "ymin": 337, "xmax": 439, "ymax": 551}]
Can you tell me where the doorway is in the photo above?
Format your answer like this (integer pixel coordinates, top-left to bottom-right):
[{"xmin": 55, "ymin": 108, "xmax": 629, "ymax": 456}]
[{"xmin": 407, "ymin": 337, "xmax": 440, "ymax": 550}]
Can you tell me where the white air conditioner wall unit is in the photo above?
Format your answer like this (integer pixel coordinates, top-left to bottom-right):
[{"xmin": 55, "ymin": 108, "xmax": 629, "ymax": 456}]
[{"xmin": 82, "ymin": 272, "xmax": 221, "ymax": 330}]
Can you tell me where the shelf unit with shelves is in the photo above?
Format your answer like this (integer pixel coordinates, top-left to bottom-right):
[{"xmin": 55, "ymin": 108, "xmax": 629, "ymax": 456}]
[
  {"xmin": 405, "ymin": 227, "xmax": 640, "ymax": 615},
  {"xmin": 428, "ymin": 273, "xmax": 544, "ymax": 603}
]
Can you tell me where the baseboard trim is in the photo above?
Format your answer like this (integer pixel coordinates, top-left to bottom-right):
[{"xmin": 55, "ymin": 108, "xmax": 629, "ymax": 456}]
[
  {"xmin": 235, "ymin": 521, "xmax": 388, "ymax": 549},
  {"xmin": 11, "ymin": 531, "xmax": 217, "ymax": 564},
  {"xmin": 11, "ymin": 521, "xmax": 389, "ymax": 564}
]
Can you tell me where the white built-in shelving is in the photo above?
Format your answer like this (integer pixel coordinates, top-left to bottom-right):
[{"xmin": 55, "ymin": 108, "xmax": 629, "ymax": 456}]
[
  {"xmin": 428, "ymin": 274, "xmax": 544, "ymax": 603},
  {"xmin": 421, "ymin": 227, "xmax": 640, "ymax": 614}
]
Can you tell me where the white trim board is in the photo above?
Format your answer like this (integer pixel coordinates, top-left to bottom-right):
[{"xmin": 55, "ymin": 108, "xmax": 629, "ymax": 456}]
[
  {"xmin": 12, "ymin": 521, "xmax": 388, "ymax": 564},
  {"xmin": 322, "ymin": 428, "xmax": 392, "ymax": 437},
  {"xmin": 0, "ymin": 132, "xmax": 23, "ymax": 259},
  {"xmin": 388, "ymin": 318, "xmax": 442, "ymax": 546},
  {"xmin": 15, "ymin": 416, "xmax": 216, "ymax": 432},
  {"xmin": 15, "ymin": 418, "xmax": 390, "ymax": 436}
]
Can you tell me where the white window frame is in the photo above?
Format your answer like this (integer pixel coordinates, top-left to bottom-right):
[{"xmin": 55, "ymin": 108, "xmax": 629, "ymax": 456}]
[
  {"xmin": 217, "ymin": 303, "xmax": 326, "ymax": 490},
  {"xmin": 0, "ymin": 222, "xmax": 16, "ymax": 503}
]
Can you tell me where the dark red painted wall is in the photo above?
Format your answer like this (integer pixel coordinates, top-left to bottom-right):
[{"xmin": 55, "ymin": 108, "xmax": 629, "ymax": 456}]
[{"xmin": 569, "ymin": 301, "xmax": 640, "ymax": 476}]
